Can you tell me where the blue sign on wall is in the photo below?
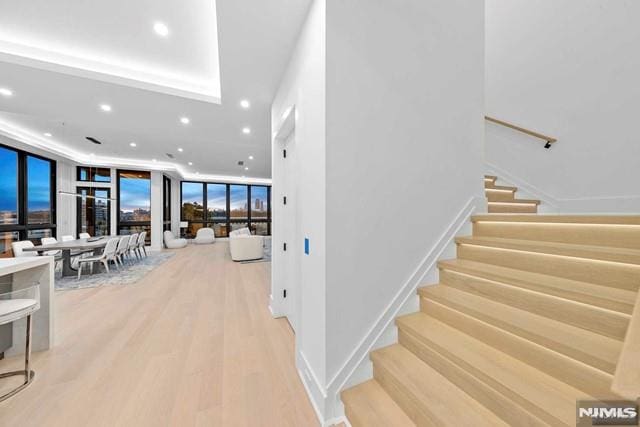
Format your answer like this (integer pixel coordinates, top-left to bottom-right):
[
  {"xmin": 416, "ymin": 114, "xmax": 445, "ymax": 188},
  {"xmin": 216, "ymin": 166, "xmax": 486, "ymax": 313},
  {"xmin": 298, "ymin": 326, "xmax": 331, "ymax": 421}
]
[{"xmin": 304, "ymin": 238, "xmax": 310, "ymax": 255}]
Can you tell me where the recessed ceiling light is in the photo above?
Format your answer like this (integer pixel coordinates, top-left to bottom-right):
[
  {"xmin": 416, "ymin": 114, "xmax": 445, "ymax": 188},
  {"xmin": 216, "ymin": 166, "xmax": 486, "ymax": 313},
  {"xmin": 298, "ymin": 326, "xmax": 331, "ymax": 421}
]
[
  {"xmin": 180, "ymin": 117, "xmax": 190, "ymax": 125},
  {"xmin": 100, "ymin": 104, "xmax": 112, "ymax": 112},
  {"xmin": 129, "ymin": 142, "xmax": 137, "ymax": 147},
  {"xmin": 188, "ymin": 161, "xmax": 193, "ymax": 166},
  {"xmin": 0, "ymin": 88, "xmax": 13, "ymax": 97},
  {"xmin": 43, "ymin": 132, "xmax": 52, "ymax": 137},
  {"xmin": 177, "ymin": 147, "xmax": 184, "ymax": 152},
  {"xmin": 152, "ymin": 158, "xmax": 157, "ymax": 162},
  {"xmin": 248, "ymin": 155, "xmax": 254, "ymax": 160},
  {"xmin": 89, "ymin": 153, "xmax": 95, "ymax": 157},
  {"xmin": 240, "ymin": 99, "xmax": 250, "ymax": 109},
  {"xmin": 242, "ymin": 127, "xmax": 251, "ymax": 134},
  {"xmin": 244, "ymin": 167, "xmax": 249, "ymax": 171},
  {"xmin": 153, "ymin": 21, "xmax": 169, "ymax": 37}
]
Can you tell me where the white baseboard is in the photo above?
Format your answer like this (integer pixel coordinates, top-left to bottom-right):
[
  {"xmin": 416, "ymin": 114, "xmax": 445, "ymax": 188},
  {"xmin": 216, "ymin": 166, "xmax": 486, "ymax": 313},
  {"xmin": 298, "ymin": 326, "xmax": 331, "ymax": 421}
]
[{"xmin": 320, "ymin": 196, "xmax": 484, "ymax": 421}]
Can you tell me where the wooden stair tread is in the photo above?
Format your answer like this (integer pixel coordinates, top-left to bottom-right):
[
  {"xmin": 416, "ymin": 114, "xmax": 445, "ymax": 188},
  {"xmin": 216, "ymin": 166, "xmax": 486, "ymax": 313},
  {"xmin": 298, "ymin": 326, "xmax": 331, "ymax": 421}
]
[
  {"xmin": 472, "ymin": 214, "xmax": 640, "ymax": 225},
  {"xmin": 486, "ymin": 185, "xmax": 516, "ymax": 192},
  {"xmin": 397, "ymin": 313, "xmax": 591, "ymax": 426},
  {"xmin": 418, "ymin": 283, "xmax": 622, "ymax": 374},
  {"xmin": 438, "ymin": 258, "xmax": 636, "ymax": 314},
  {"xmin": 342, "ymin": 380, "xmax": 415, "ymax": 427},
  {"xmin": 456, "ymin": 236, "xmax": 640, "ymax": 265},
  {"xmin": 484, "ymin": 175, "xmax": 497, "ymax": 181},
  {"xmin": 372, "ymin": 345, "xmax": 509, "ymax": 427}
]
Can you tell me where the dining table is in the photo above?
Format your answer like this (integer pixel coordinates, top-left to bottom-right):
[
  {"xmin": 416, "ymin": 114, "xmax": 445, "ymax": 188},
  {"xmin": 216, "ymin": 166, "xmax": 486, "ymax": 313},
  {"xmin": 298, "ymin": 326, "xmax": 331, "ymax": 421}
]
[{"xmin": 24, "ymin": 236, "xmax": 121, "ymax": 277}]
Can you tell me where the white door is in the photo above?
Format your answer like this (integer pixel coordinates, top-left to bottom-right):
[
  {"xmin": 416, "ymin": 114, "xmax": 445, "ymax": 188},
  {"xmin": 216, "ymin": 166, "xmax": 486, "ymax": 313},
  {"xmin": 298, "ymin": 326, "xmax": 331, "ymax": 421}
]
[{"xmin": 282, "ymin": 131, "xmax": 299, "ymax": 332}]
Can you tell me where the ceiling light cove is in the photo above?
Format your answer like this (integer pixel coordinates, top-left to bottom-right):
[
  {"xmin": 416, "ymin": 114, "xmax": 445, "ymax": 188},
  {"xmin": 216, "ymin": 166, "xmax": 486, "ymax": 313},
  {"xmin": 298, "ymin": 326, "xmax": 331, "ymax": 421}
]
[
  {"xmin": 180, "ymin": 117, "xmax": 190, "ymax": 125},
  {"xmin": 240, "ymin": 99, "xmax": 250, "ymax": 109},
  {"xmin": 153, "ymin": 21, "xmax": 170, "ymax": 38},
  {"xmin": 99, "ymin": 104, "xmax": 112, "ymax": 112},
  {"xmin": 0, "ymin": 88, "xmax": 13, "ymax": 97},
  {"xmin": 129, "ymin": 142, "xmax": 137, "ymax": 147},
  {"xmin": 242, "ymin": 127, "xmax": 251, "ymax": 135}
]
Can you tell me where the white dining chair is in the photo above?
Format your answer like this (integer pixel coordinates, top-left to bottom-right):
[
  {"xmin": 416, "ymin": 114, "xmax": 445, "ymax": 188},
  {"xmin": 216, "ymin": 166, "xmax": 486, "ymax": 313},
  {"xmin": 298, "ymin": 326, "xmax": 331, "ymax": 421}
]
[
  {"xmin": 76, "ymin": 238, "xmax": 119, "ymax": 280},
  {"xmin": 115, "ymin": 236, "xmax": 130, "ymax": 266},
  {"xmin": 79, "ymin": 233, "xmax": 91, "ymax": 239},
  {"xmin": 127, "ymin": 233, "xmax": 139, "ymax": 261},
  {"xmin": 0, "ymin": 285, "xmax": 40, "ymax": 401},
  {"xmin": 136, "ymin": 232, "xmax": 147, "ymax": 258},
  {"xmin": 11, "ymin": 241, "xmax": 38, "ymax": 258},
  {"xmin": 40, "ymin": 237, "xmax": 60, "ymax": 257}
]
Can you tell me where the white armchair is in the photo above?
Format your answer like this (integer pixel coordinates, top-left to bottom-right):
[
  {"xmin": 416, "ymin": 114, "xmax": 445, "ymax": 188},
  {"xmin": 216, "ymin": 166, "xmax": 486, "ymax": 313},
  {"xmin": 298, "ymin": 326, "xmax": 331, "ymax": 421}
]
[
  {"xmin": 194, "ymin": 227, "xmax": 215, "ymax": 245},
  {"xmin": 163, "ymin": 231, "xmax": 187, "ymax": 249},
  {"xmin": 229, "ymin": 228, "xmax": 264, "ymax": 261}
]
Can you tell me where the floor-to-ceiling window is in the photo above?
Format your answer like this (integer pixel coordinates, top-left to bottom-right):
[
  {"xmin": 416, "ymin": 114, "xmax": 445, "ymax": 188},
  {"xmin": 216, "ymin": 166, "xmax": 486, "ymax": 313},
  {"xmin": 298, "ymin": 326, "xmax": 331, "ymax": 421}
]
[
  {"xmin": 207, "ymin": 183, "xmax": 228, "ymax": 237},
  {"xmin": 77, "ymin": 187, "xmax": 110, "ymax": 237},
  {"xmin": 163, "ymin": 176, "xmax": 171, "ymax": 232},
  {"xmin": 181, "ymin": 182, "xmax": 204, "ymax": 236},
  {"xmin": 180, "ymin": 181, "xmax": 270, "ymax": 238},
  {"xmin": 0, "ymin": 144, "xmax": 56, "ymax": 256},
  {"xmin": 117, "ymin": 170, "xmax": 151, "ymax": 242}
]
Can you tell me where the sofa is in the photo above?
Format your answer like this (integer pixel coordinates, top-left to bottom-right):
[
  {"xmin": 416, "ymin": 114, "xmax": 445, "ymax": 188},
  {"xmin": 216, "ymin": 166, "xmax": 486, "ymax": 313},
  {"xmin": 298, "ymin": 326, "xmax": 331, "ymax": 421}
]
[
  {"xmin": 229, "ymin": 228, "xmax": 264, "ymax": 261},
  {"xmin": 194, "ymin": 227, "xmax": 215, "ymax": 245},
  {"xmin": 163, "ymin": 231, "xmax": 187, "ymax": 249}
]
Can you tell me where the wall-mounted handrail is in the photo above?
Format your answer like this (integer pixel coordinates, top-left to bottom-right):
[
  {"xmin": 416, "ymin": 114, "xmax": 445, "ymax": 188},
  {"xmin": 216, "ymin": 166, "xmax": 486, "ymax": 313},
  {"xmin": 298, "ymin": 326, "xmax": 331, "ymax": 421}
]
[{"xmin": 485, "ymin": 116, "xmax": 557, "ymax": 149}]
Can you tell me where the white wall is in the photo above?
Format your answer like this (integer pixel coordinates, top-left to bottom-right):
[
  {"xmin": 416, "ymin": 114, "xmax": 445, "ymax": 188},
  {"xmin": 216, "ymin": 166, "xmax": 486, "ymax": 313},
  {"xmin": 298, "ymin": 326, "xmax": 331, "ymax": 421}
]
[
  {"xmin": 272, "ymin": 0, "xmax": 485, "ymax": 423},
  {"xmin": 324, "ymin": 0, "xmax": 484, "ymax": 390},
  {"xmin": 271, "ymin": 0, "xmax": 327, "ymax": 419},
  {"xmin": 486, "ymin": 0, "xmax": 640, "ymax": 212}
]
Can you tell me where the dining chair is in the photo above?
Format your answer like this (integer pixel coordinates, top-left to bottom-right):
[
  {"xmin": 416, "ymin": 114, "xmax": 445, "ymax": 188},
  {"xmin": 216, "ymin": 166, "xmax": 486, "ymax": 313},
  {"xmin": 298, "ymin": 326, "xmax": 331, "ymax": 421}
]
[
  {"xmin": 127, "ymin": 233, "xmax": 139, "ymax": 262},
  {"xmin": 11, "ymin": 241, "xmax": 38, "ymax": 258},
  {"xmin": 79, "ymin": 233, "xmax": 91, "ymax": 239},
  {"xmin": 115, "ymin": 236, "xmax": 131, "ymax": 267},
  {"xmin": 41, "ymin": 237, "xmax": 62, "ymax": 270},
  {"xmin": 136, "ymin": 232, "xmax": 147, "ymax": 258},
  {"xmin": 0, "ymin": 285, "xmax": 40, "ymax": 401},
  {"xmin": 76, "ymin": 238, "xmax": 119, "ymax": 280}
]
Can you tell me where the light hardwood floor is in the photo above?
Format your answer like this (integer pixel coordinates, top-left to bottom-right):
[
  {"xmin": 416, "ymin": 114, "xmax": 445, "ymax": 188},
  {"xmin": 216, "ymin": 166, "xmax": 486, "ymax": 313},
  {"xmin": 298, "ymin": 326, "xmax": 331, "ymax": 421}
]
[{"xmin": 0, "ymin": 242, "xmax": 318, "ymax": 427}]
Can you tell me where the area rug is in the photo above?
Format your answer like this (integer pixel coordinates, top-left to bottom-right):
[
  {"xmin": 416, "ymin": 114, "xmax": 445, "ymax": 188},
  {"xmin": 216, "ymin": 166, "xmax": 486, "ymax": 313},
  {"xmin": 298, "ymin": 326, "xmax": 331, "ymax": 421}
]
[{"xmin": 55, "ymin": 251, "xmax": 175, "ymax": 291}]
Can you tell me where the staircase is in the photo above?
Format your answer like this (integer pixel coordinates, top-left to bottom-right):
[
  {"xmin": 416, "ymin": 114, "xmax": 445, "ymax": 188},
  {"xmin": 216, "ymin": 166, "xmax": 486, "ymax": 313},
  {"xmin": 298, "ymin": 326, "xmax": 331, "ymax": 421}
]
[
  {"xmin": 485, "ymin": 175, "xmax": 540, "ymax": 213},
  {"xmin": 342, "ymin": 211, "xmax": 640, "ymax": 426}
]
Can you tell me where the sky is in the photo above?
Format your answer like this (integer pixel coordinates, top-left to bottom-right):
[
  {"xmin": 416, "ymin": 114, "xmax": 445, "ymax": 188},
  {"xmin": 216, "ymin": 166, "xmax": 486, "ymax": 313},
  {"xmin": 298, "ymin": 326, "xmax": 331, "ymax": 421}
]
[
  {"xmin": 0, "ymin": 147, "xmax": 17, "ymax": 212},
  {"xmin": 119, "ymin": 176, "xmax": 151, "ymax": 212},
  {"xmin": 0, "ymin": 147, "xmax": 52, "ymax": 212},
  {"xmin": 181, "ymin": 183, "xmax": 268, "ymax": 212}
]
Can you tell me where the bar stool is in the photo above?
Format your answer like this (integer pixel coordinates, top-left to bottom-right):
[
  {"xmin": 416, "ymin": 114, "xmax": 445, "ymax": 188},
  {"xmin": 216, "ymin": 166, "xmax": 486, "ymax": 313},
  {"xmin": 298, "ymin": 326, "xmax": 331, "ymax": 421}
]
[{"xmin": 0, "ymin": 285, "xmax": 40, "ymax": 402}]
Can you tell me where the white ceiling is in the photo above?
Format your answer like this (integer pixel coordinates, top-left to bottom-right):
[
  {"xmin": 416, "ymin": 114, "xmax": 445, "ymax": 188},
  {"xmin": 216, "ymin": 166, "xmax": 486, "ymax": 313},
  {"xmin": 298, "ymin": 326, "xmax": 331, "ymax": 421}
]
[{"xmin": 0, "ymin": 0, "xmax": 312, "ymax": 182}]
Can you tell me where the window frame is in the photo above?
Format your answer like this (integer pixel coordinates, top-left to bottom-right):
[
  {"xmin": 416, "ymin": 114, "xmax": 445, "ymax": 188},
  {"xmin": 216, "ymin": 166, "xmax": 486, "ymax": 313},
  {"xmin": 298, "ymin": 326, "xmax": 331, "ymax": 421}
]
[
  {"xmin": 180, "ymin": 181, "xmax": 271, "ymax": 237},
  {"xmin": 0, "ymin": 142, "xmax": 57, "ymax": 249},
  {"xmin": 76, "ymin": 166, "xmax": 111, "ymax": 183},
  {"xmin": 116, "ymin": 169, "xmax": 151, "ymax": 242},
  {"xmin": 76, "ymin": 186, "xmax": 111, "ymax": 237}
]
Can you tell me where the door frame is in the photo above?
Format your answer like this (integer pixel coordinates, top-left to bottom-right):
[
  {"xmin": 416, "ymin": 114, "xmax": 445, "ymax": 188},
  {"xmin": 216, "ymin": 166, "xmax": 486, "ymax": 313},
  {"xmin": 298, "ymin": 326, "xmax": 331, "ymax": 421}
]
[{"xmin": 270, "ymin": 105, "xmax": 299, "ymax": 332}]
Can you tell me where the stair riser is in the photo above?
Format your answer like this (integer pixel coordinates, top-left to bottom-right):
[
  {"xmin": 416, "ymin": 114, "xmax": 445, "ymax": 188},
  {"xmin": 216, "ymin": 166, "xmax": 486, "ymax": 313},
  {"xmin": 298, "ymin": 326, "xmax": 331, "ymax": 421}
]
[
  {"xmin": 419, "ymin": 298, "xmax": 617, "ymax": 391},
  {"xmin": 473, "ymin": 222, "xmax": 640, "ymax": 250},
  {"xmin": 486, "ymin": 191, "xmax": 516, "ymax": 202},
  {"xmin": 438, "ymin": 260, "xmax": 635, "ymax": 316},
  {"xmin": 437, "ymin": 269, "xmax": 630, "ymax": 340},
  {"xmin": 488, "ymin": 203, "xmax": 537, "ymax": 213},
  {"xmin": 372, "ymin": 361, "xmax": 441, "ymax": 426},
  {"xmin": 398, "ymin": 329, "xmax": 564, "ymax": 427},
  {"xmin": 457, "ymin": 243, "xmax": 640, "ymax": 292}
]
